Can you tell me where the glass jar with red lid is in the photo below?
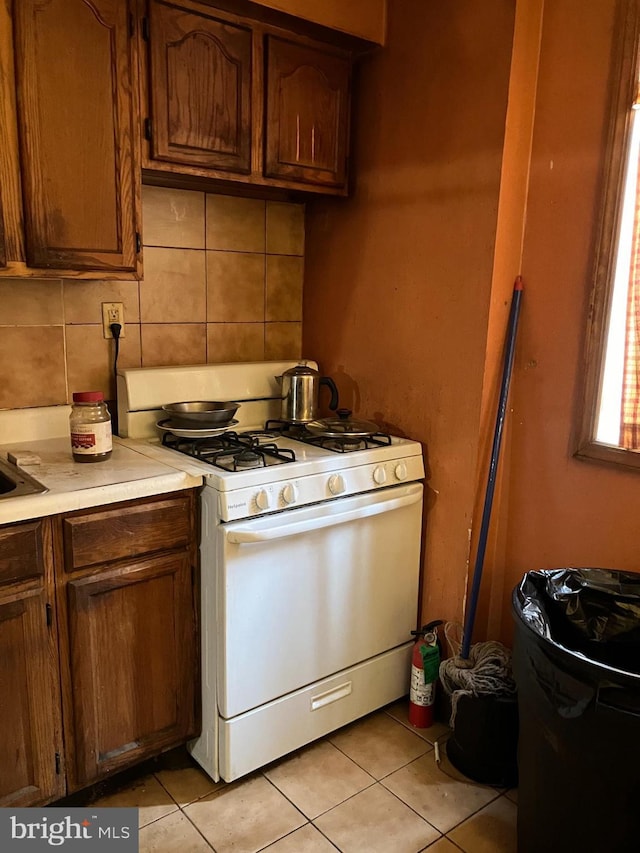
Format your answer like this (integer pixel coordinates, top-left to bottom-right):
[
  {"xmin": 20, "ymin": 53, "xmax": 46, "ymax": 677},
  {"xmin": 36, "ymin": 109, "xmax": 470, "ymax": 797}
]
[{"xmin": 69, "ymin": 391, "xmax": 112, "ymax": 462}]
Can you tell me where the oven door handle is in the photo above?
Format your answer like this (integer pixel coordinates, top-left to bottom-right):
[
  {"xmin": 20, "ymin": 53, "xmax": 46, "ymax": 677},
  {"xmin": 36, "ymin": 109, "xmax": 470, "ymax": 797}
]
[{"xmin": 225, "ymin": 484, "xmax": 423, "ymax": 544}]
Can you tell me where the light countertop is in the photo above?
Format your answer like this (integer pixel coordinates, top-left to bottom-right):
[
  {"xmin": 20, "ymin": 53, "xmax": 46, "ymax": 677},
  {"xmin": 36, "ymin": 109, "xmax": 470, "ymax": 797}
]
[{"xmin": 0, "ymin": 436, "xmax": 203, "ymax": 525}]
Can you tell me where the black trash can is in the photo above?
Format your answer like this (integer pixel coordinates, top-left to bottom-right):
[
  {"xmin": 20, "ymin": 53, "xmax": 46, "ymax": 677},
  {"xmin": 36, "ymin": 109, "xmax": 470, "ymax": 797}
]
[{"xmin": 512, "ymin": 568, "xmax": 640, "ymax": 853}]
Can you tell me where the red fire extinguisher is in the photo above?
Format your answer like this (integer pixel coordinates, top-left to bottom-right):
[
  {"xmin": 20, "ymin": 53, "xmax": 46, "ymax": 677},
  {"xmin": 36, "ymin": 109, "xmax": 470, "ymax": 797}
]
[{"xmin": 408, "ymin": 620, "xmax": 443, "ymax": 728}]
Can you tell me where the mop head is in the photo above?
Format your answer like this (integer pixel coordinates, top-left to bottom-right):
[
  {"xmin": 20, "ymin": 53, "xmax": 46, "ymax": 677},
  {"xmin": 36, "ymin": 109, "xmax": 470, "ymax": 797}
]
[{"xmin": 439, "ymin": 640, "xmax": 516, "ymax": 728}]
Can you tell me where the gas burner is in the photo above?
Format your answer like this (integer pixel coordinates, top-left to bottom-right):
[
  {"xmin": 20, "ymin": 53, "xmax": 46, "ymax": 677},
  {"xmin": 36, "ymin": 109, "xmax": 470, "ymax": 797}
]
[
  {"xmin": 294, "ymin": 431, "xmax": 393, "ymax": 452},
  {"xmin": 324, "ymin": 436, "xmax": 368, "ymax": 453},
  {"xmin": 234, "ymin": 449, "xmax": 265, "ymax": 470},
  {"xmin": 161, "ymin": 427, "xmax": 296, "ymax": 470},
  {"xmin": 263, "ymin": 419, "xmax": 309, "ymax": 439},
  {"xmin": 239, "ymin": 430, "xmax": 287, "ymax": 447}
]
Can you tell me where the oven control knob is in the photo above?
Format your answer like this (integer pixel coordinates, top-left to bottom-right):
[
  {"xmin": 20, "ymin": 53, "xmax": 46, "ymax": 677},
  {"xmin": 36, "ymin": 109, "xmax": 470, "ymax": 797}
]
[
  {"xmin": 255, "ymin": 489, "xmax": 271, "ymax": 510},
  {"xmin": 328, "ymin": 474, "xmax": 346, "ymax": 495},
  {"xmin": 373, "ymin": 466, "xmax": 387, "ymax": 485},
  {"xmin": 281, "ymin": 483, "xmax": 297, "ymax": 505},
  {"xmin": 394, "ymin": 463, "xmax": 408, "ymax": 481}
]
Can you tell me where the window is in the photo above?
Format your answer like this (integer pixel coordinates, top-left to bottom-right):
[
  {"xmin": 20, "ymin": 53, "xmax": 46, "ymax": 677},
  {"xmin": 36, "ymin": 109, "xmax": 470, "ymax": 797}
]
[{"xmin": 577, "ymin": 0, "xmax": 640, "ymax": 469}]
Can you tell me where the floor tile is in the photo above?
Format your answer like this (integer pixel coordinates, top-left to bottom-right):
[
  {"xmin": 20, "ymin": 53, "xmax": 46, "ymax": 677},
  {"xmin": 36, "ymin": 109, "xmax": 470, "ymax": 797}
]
[
  {"xmin": 447, "ymin": 796, "xmax": 517, "ymax": 853},
  {"xmin": 385, "ymin": 700, "xmax": 452, "ymax": 745},
  {"xmin": 139, "ymin": 810, "xmax": 212, "ymax": 852},
  {"xmin": 154, "ymin": 764, "xmax": 222, "ymax": 807},
  {"xmin": 91, "ymin": 774, "xmax": 178, "ymax": 828},
  {"xmin": 330, "ymin": 711, "xmax": 432, "ymax": 779},
  {"xmin": 265, "ymin": 740, "xmax": 375, "ymax": 819},
  {"xmin": 424, "ymin": 838, "xmax": 461, "ymax": 852},
  {"xmin": 261, "ymin": 823, "xmax": 337, "ymax": 852},
  {"xmin": 382, "ymin": 749, "xmax": 500, "ymax": 834},
  {"xmin": 314, "ymin": 783, "xmax": 440, "ymax": 853},
  {"xmin": 184, "ymin": 775, "xmax": 306, "ymax": 853},
  {"xmin": 505, "ymin": 789, "xmax": 518, "ymax": 804}
]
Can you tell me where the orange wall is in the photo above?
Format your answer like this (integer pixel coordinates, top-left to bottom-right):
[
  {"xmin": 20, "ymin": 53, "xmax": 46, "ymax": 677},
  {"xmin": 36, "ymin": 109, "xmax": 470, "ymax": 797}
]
[
  {"xmin": 305, "ymin": 0, "xmax": 640, "ymax": 646},
  {"xmin": 303, "ymin": 0, "xmax": 516, "ymax": 628},
  {"xmin": 251, "ymin": 0, "xmax": 387, "ymax": 43},
  {"xmin": 486, "ymin": 0, "xmax": 640, "ymax": 643}
]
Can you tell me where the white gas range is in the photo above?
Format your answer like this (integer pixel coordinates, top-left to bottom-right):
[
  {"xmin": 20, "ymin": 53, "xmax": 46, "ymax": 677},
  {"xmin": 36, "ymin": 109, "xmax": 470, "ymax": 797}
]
[{"xmin": 117, "ymin": 361, "xmax": 425, "ymax": 782}]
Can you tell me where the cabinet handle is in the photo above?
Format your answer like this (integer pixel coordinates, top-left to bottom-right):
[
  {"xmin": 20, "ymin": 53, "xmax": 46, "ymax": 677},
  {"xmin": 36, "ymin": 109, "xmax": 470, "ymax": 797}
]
[{"xmin": 46, "ymin": 603, "xmax": 52, "ymax": 627}]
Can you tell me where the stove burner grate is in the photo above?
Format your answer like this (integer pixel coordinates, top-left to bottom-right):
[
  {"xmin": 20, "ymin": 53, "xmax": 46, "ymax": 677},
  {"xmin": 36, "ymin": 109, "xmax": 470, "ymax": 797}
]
[
  {"xmin": 262, "ymin": 420, "xmax": 393, "ymax": 452},
  {"xmin": 161, "ymin": 430, "xmax": 296, "ymax": 469}
]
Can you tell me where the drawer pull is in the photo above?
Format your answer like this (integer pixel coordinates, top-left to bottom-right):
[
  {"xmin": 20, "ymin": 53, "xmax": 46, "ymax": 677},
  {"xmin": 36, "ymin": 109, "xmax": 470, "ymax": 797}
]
[{"xmin": 310, "ymin": 681, "xmax": 352, "ymax": 711}]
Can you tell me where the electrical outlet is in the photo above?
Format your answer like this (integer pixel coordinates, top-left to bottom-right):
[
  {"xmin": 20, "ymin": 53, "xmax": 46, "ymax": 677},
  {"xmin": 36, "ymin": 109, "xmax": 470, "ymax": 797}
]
[{"xmin": 102, "ymin": 302, "xmax": 125, "ymax": 339}]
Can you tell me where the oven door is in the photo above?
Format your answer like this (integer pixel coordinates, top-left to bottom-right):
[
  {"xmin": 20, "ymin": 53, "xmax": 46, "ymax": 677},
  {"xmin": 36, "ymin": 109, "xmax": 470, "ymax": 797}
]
[{"xmin": 216, "ymin": 482, "xmax": 423, "ymax": 719}]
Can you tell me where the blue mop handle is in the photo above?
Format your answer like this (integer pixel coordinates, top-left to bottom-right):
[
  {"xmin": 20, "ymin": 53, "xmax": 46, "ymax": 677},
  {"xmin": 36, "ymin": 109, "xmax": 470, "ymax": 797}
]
[{"xmin": 460, "ymin": 276, "xmax": 524, "ymax": 660}]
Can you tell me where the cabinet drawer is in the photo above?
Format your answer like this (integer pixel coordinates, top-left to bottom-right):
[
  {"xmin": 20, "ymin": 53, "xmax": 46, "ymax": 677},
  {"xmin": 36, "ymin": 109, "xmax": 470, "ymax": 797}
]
[
  {"xmin": 0, "ymin": 520, "xmax": 44, "ymax": 587},
  {"xmin": 63, "ymin": 495, "xmax": 192, "ymax": 572}
]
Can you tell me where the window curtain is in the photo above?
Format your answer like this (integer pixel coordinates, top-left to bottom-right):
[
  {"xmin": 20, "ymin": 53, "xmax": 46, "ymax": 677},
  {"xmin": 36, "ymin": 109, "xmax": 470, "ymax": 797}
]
[{"xmin": 620, "ymin": 144, "xmax": 640, "ymax": 449}]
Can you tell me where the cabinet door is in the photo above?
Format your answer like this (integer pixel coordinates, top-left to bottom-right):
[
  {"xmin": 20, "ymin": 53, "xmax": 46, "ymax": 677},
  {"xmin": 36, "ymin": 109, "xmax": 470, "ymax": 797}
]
[
  {"xmin": 265, "ymin": 36, "xmax": 350, "ymax": 188},
  {"xmin": 0, "ymin": 564, "xmax": 65, "ymax": 808},
  {"xmin": 62, "ymin": 554, "xmax": 197, "ymax": 788},
  {"xmin": 0, "ymin": 519, "xmax": 64, "ymax": 806},
  {"xmin": 13, "ymin": 0, "xmax": 140, "ymax": 273},
  {"xmin": 147, "ymin": 0, "xmax": 252, "ymax": 173},
  {"xmin": 0, "ymin": 204, "xmax": 5, "ymax": 268}
]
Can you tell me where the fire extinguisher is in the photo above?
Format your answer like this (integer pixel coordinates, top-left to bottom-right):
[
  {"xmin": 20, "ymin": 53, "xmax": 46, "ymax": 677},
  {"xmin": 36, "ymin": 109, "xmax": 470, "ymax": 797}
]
[{"xmin": 408, "ymin": 620, "xmax": 443, "ymax": 728}]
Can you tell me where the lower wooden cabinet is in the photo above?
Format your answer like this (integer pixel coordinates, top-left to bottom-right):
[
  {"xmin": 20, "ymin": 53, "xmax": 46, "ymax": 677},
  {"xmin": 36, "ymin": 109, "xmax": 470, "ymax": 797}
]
[
  {"xmin": 0, "ymin": 520, "xmax": 64, "ymax": 807},
  {"xmin": 60, "ymin": 553, "xmax": 197, "ymax": 789},
  {"xmin": 0, "ymin": 490, "xmax": 199, "ymax": 804}
]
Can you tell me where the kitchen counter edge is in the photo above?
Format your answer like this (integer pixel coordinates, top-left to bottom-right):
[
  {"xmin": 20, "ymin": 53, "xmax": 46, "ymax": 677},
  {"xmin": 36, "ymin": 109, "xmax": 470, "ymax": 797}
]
[{"xmin": 0, "ymin": 439, "xmax": 204, "ymax": 526}]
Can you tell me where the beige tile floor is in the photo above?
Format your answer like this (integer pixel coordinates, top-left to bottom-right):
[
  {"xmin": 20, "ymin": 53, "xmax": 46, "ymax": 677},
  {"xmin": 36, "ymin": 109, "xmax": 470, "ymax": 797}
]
[{"xmin": 85, "ymin": 701, "xmax": 517, "ymax": 853}]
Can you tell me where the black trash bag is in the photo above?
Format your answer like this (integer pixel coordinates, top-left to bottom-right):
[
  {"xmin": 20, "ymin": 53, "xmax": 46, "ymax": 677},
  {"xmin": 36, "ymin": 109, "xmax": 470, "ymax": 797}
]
[
  {"xmin": 517, "ymin": 567, "xmax": 640, "ymax": 672},
  {"xmin": 513, "ymin": 569, "xmax": 640, "ymax": 853}
]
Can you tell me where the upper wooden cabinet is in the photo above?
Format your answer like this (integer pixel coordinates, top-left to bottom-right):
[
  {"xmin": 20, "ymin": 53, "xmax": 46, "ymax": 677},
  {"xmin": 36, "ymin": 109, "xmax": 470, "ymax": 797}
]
[
  {"xmin": 140, "ymin": 0, "xmax": 354, "ymax": 195},
  {"xmin": 265, "ymin": 36, "xmax": 350, "ymax": 188},
  {"xmin": 4, "ymin": 0, "xmax": 141, "ymax": 277},
  {"xmin": 147, "ymin": 0, "xmax": 252, "ymax": 173},
  {"xmin": 0, "ymin": 203, "xmax": 5, "ymax": 269}
]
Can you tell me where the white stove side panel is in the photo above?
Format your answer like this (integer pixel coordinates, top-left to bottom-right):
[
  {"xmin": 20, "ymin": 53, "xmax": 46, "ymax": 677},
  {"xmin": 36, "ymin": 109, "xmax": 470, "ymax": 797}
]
[{"xmin": 187, "ymin": 486, "xmax": 220, "ymax": 781}]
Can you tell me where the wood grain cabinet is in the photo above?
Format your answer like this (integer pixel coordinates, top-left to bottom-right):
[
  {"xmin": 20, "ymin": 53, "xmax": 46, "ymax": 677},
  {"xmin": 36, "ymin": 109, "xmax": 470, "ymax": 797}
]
[
  {"xmin": 0, "ymin": 206, "xmax": 6, "ymax": 268},
  {"xmin": 139, "ymin": 0, "xmax": 354, "ymax": 195},
  {"xmin": 0, "ymin": 491, "xmax": 199, "ymax": 804},
  {"xmin": 146, "ymin": 0, "xmax": 252, "ymax": 174},
  {"xmin": 265, "ymin": 36, "xmax": 350, "ymax": 189},
  {"xmin": 0, "ymin": 520, "xmax": 64, "ymax": 808},
  {"xmin": 56, "ymin": 492, "xmax": 199, "ymax": 792},
  {"xmin": 4, "ymin": 0, "xmax": 141, "ymax": 276}
]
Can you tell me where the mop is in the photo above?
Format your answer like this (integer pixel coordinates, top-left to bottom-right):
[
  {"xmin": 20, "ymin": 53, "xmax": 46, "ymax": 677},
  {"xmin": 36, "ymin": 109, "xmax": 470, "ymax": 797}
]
[{"xmin": 439, "ymin": 277, "xmax": 523, "ymax": 728}]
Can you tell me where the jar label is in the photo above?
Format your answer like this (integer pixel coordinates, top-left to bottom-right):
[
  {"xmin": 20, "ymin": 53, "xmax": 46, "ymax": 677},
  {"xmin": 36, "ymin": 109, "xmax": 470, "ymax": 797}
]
[{"xmin": 71, "ymin": 422, "xmax": 112, "ymax": 454}]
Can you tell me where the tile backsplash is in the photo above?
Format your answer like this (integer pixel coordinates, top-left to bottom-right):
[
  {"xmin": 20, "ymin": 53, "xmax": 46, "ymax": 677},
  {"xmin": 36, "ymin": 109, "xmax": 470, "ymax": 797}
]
[{"xmin": 0, "ymin": 187, "xmax": 304, "ymax": 409}]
